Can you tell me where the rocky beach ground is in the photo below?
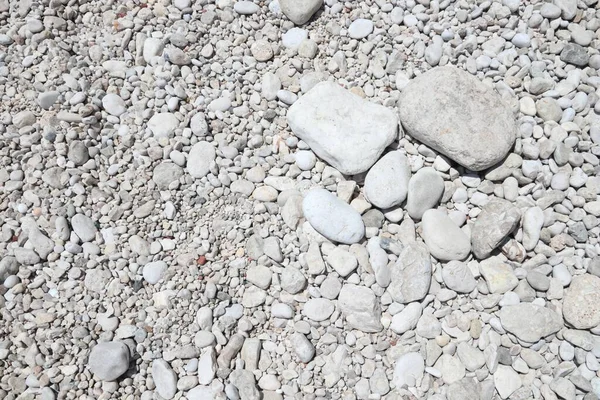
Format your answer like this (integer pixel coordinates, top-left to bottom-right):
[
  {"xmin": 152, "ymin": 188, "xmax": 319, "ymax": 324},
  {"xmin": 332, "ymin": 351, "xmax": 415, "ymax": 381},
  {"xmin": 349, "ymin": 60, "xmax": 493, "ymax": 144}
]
[{"xmin": 1, "ymin": 0, "xmax": 600, "ymax": 399}]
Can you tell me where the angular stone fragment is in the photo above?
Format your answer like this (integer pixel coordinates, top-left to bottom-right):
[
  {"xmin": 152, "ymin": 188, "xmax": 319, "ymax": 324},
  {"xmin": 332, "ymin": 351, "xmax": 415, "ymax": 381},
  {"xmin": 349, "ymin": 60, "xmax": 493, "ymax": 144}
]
[
  {"xmin": 471, "ymin": 198, "xmax": 521, "ymax": 259},
  {"xmin": 338, "ymin": 284, "xmax": 382, "ymax": 332},
  {"xmin": 388, "ymin": 242, "xmax": 432, "ymax": 303}
]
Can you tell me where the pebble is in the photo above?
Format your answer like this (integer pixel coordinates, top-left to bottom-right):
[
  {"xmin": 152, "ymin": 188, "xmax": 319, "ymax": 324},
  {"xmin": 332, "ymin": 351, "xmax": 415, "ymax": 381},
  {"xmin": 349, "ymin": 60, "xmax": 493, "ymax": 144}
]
[
  {"xmin": 364, "ymin": 151, "xmax": 411, "ymax": 209},
  {"xmin": 406, "ymin": 167, "xmax": 444, "ymax": 220},
  {"xmin": 88, "ymin": 342, "xmax": 130, "ymax": 381},
  {"xmin": 348, "ymin": 19, "xmax": 373, "ymax": 39},
  {"xmin": 143, "ymin": 261, "xmax": 167, "ymax": 284},
  {"xmin": 421, "ymin": 209, "xmax": 471, "ymax": 261},
  {"xmin": 302, "ymin": 188, "xmax": 364, "ymax": 244},
  {"xmin": 234, "ymin": 1, "xmax": 260, "ymax": 14}
]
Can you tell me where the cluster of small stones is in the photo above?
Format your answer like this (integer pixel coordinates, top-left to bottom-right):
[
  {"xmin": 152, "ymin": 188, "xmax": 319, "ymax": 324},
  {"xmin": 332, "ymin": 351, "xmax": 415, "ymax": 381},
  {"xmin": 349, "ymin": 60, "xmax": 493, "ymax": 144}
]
[{"xmin": 1, "ymin": 0, "xmax": 600, "ymax": 400}]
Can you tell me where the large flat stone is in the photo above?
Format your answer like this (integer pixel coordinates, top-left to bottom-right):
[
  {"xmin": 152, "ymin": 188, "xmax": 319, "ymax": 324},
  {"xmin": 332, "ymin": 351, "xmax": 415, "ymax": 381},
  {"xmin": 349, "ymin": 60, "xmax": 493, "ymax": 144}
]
[
  {"xmin": 287, "ymin": 81, "xmax": 398, "ymax": 175},
  {"xmin": 399, "ymin": 66, "xmax": 516, "ymax": 171},
  {"xmin": 498, "ymin": 304, "xmax": 562, "ymax": 343}
]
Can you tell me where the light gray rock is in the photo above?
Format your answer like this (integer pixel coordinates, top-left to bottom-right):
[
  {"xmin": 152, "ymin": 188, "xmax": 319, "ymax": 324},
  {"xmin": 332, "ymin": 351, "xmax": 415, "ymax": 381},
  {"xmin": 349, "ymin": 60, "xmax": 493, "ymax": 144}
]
[
  {"xmin": 242, "ymin": 286, "xmax": 267, "ymax": 307},
  {"xmin": 187, "ymin": 142, "xmax": 216, "ymax": 179},
  {"xmin": 153, "ymin": 163, "xmax": 184, "ymax": 190},
  {"xmin": 197, "ymin": 348, "xmax": 216, "ymax": 385},
  {"xmin": 148, "ymin": 112, "xmax": 179, "ymax": 138},
  {"xmin": 320, "ymin": 275, "xmax": 342, "ymax": 299},
  {"xmin": 471, "ymin": 199, "xmax": 521, "ymax": 259},
  {"xmin": 563, "ymin": 275, "xmax": 600, "ymax": 329},
  {"xmin": 279, "ymin": 0, "xmax": 322, "ymax": 25},
  {"xmin": 522, "ymin": 207, "xmax": 544, "ymax": 251},
  {"xmin": 143, "ymin": 261, "xmax": 167, "ymax": 284},
  {"xmin": 251, "ymin": 40, "xmax": 273, "ymax": 62},
  {"xmin": 326, "ymin": 247, "xmax": 358, "ymax": 278},
  {"xmin": 348, "ymin": 19, "xmax": 373, "ymax": 39},
  {"xmin": 536, "ymin": 98, "xmax": 562, "ymax": 122},
  {"xmin": 271, "ymin": 303, "xmax": 294, "ymax": 319},
  {"xmin": 234, "ymin": 1, "xmax": 260, "ymax": 14},
  {"xmin": 280, "ymin": 266, "xmax": 307, "ymax": 294},
  {"xmin": 364, "ymin": 151, "xmax": 411, "ymax": 209},
  {"xmin": 421, "ymin": 209, "xmax": 470, "ymax": 261},
  {"xmin": 390, "ymin": 302, "xmax": 422, "ymax": 334},
  {"xmin": 302, "ymin": 188, "xmax": 364, "ymax": 244},
  {"xmin": 494, "ymin": 365, "xmax": 522, "ymax": 399},
  {"xmin": 88, "ymin": 341, "xmax": 130, "ymax": 381},
  {"xmin": 406, "ymin": 167, "xmax": 444, "ymax": 220},
  {"xmin": 554, "ymin": 0, "xmax": 577, "ymax": 20},
  {"xmin": 152, "ymin": 359, "xmax": 177, "ymax": 399},
  {"xmin": 230, "ymin": 369, "xmax": 260, "ymax": 400},
  {"xmin": 38, "ymin": 91, "xmax": 60, "ymax": 109},
  {"xmin": 389, "ymin": 242, "xmax": 432, "ymax": 303},
  {"xmin": 480, "ymin": 256, "xmax": 518, "ymax": 294},
  {"xmin": 393, "ymin": 352, "xmax": 424, "ymax": 388},
  {"xmin": 434, "ymin": 354, "xmax": 466, "ymax": 385},
  {"xmin": 442, "ymin": 261, "xmax": 477, "ymax": 293},
  {"xmin": 290, "ymin": 333, "xmax": 315, "ymax": 362},
  {"xmin": 338, "ymin": 284, "xmax": 382, "ymax": 332},
  {"xmin": 399, "ymin": 66, "xmax": 516, "ymax": 171},
  {"xmin": 143, "ymin": 37, "xmax": 164, "ymax": 63},
  {"xmin": 447, "ymin": 378, "xmax": 481, "ymax": 400},
  {"xmin": 102, "ymin": 93, "xmax": 126, "ymax": 116},
  {"xmin": 190, "ymin": 113, "xmax": 208, "ymax": 136},
  {"xmin": 456, "ymin": 342, "xmax": 485, "ymax": 372},
  {"xmin": 282, "ymin": 27, "xmax": 308, "ymax": 50},
  {"xmin": 68, "ymin": 141, "xmax": 89, "ymax": 166},
  {"xmin": 71, "ymin": 214, "xmax": 96, "ymax": 242},
  {"xmin": 498, "ymin": 304, "xmax": 562, "ymax": 342},
  {"xmin": 303, "ymin": 298, "xmax": 334, "ymax": 321},
  {"xmin": 287, "ymin": 81, "xmax": 398, "ymax": 175}
]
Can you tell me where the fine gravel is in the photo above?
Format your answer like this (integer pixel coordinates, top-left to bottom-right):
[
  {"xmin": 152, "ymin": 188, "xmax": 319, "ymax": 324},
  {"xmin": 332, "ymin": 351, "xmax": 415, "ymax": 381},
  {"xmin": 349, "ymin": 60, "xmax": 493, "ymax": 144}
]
[{"xmin": 1, "ymin": 0, "xmax": 600, "ymax": 399}]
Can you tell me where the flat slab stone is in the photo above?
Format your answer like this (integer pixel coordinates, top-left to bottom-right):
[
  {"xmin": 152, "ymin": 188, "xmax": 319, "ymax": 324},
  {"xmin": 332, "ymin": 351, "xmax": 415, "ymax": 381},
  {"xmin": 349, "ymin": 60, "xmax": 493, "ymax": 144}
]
[
  {"xmin": 399, "ymin": 66, "xmax": 516, "ymax": 171},
  {"xmin": 498, "ymin": 303, "xmax": 562, "ymax": 343},
  {"xmin": 288, "ymin": 81, "xmax": 398, "ymax": 175}
]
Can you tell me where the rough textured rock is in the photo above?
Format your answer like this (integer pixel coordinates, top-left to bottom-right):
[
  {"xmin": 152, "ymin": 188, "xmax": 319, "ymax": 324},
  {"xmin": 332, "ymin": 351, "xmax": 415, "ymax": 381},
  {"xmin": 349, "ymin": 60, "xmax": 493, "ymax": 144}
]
[
  {"xmin": 389, "ymin": 242, "xmax": 432, "ymax": 303},
  {"xmin": 471, "ymin": 199, "xmax": 521, "ymax": 259},
  {"xmin": 563, "ymin": 275, "xmax": 600, "ymax": 329},
  {"xmin": 279, "ymin": 0, "xmax": 323, "ymax": 25},
  {"xmin": 88, "ymin": 341, "xmax": 130, "ymax": 381},
  {"xmin": 498, "ymin": 304, "xmax": 563, "ymax": 342},
  {"xmin": 338, "ymin": 284, "xmax": 383, "ymax": 332},
  {"xmin": 399, "ymin": 66, "xmax": 516, "ymax": 171},
  {"xmin": 480, "ymin": 256, "xmax": 519, "ymax": 294},
  {"xmin": 288, "ymin": 81, "xmax": 398, "ymax": 175}
]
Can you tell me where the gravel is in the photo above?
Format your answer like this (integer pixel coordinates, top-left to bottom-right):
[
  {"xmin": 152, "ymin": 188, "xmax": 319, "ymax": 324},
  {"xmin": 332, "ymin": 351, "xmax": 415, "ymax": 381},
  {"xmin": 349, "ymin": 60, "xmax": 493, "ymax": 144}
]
[{"xmin": 2, "ymin": 0, "xmax": 600, "ymax": 399}]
